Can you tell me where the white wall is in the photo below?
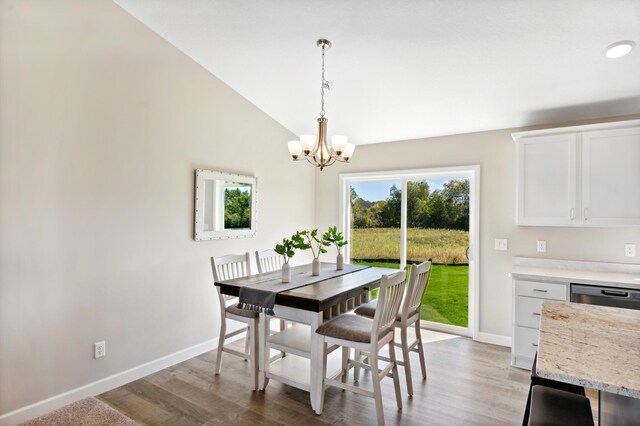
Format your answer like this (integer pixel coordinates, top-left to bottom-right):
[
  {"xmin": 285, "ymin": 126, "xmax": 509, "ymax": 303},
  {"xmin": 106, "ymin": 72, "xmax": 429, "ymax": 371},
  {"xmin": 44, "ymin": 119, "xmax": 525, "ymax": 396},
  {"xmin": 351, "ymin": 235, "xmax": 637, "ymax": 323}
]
[
  {"xmin": 0, "ymin": 0, "xmax": 314, "ymax": 417},
  {"xmin": 314, "ymin": 115, "xmax": 640, "ymax": 340}
]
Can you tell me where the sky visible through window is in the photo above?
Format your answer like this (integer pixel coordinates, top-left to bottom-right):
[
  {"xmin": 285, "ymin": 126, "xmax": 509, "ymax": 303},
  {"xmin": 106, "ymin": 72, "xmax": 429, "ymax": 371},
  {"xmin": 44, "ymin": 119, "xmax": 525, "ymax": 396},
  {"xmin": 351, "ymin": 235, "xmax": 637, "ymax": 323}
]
[{"xmin": 352, "ymin": 178, "xmax": 449, "ymax": 202}]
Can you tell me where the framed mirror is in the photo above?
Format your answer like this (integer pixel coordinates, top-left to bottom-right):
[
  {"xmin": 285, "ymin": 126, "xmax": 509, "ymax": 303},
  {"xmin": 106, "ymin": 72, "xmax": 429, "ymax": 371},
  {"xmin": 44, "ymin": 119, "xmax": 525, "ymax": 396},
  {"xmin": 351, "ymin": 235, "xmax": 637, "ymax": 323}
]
[{"xmin": 194, "ymin": 169, "xmax": 257, "ymax": 240}]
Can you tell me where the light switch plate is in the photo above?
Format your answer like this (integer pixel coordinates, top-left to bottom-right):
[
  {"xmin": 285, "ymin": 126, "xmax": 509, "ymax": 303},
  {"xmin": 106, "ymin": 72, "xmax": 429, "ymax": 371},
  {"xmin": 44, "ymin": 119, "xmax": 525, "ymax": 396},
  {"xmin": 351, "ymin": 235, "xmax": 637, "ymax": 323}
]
[
  {"xmin": 537, "ymin": 241, "xmax": 547, "ymax": 253},
  {"xmin": 625, "ymin": 244, "xmax": 636, "ymax": 257},
  {"xmin": 495, "ymin": 238, "xmax": 508, "ymax": 251}
]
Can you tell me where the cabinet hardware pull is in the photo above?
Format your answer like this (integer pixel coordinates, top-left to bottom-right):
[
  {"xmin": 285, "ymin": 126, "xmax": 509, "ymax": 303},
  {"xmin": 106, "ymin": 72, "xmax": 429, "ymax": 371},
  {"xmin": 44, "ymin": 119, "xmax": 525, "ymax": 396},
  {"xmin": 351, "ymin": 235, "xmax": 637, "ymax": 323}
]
[
  {"xmin": 532, "ymin": 343, "xmax": 538, "ymax": 347},
  {"xmin": 532, "ymin": 289, "xmax": 548, "ymax": 293},
  {"xmin": 584, "ymin": 207, "xmax": 589, "ymax": 220},
  {"xmin": 570, "ymin": 208, "xmax": 575, "ymax": 220},
  {"xmin": 532, "ymin": 312, "xmax": 541, "ymax": 316}
]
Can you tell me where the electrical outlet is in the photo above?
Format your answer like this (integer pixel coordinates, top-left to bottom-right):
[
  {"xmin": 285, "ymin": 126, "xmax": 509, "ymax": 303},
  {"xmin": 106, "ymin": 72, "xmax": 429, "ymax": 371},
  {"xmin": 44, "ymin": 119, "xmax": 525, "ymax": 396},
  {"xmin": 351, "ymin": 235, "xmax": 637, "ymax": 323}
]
[
  {"xmin": 495, "ymin": 238, "xmax": 508, "ymax": 251},
  {"xmin": 537, "ymin": 241, "xmax": 547, "ymax": 253},
  {"xmin": 94, "ymin": 341, "xmax": 106, "ymax": 359},
  {"xmin": 625, "ymin": 244, "xmax": 636, "ymax": 257}
]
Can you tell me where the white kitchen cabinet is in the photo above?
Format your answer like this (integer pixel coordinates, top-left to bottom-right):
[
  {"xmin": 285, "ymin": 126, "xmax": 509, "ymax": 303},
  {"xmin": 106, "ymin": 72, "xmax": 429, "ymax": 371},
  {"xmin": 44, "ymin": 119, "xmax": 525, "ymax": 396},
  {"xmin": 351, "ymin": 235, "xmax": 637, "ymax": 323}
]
[
  {"xmin": 516, "ymin": 134, "xmax": 577, "ymax": 226},
  {"xmin": 511, "ymin": 279, "xmax": 568, "ymax": 370},
  {"xmin": 582, "ymin": 126, "xmax": 640, "ymax": 226},
  {"xmin": 512, "ymin": 119, "xmax": 640, "ymax": 227}
]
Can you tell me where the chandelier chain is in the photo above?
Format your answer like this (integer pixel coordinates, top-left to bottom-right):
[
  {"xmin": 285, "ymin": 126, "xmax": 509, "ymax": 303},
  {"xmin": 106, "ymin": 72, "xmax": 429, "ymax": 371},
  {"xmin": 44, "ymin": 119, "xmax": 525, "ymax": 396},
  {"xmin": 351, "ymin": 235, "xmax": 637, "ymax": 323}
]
[{"xmin": 320, "ymin": 43, "xmax": 331, "ymax": 118}]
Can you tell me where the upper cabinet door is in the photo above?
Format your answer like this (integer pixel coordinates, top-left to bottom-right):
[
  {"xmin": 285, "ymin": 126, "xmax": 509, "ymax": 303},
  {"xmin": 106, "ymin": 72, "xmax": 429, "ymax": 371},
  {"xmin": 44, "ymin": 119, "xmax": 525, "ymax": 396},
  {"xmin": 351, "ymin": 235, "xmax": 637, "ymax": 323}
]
[
  {"xmin": 582, "ymin": 126, "xmax": 640, "ymax": 226},
  {"xmin": 517, "ymin": 134, "xmax": 577, "ymax": 226}
]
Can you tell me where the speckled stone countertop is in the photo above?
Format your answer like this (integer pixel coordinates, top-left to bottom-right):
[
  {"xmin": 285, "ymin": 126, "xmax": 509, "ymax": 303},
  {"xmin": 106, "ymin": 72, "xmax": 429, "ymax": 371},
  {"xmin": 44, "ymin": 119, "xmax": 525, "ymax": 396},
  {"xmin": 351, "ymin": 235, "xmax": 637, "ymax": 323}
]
[
  {"xmin": 510, "ymin": 257, "xmax": 640, "ymax": 289},
  {"xmin": 537, "ymin": 301, "xmax": 640, "ymax": 398}
]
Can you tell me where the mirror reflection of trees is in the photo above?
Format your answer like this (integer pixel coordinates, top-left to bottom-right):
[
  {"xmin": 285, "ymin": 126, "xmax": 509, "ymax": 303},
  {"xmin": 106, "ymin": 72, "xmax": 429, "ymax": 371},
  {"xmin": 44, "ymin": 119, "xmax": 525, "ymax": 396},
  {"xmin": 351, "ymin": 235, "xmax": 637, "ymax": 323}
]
[
  {"xmin": 351, "ymin": 179, "xmax": 469, "ymax": 231},
  {"xmin": 224, "ymin": 186, "xmax": 251, "ymax": 229}
]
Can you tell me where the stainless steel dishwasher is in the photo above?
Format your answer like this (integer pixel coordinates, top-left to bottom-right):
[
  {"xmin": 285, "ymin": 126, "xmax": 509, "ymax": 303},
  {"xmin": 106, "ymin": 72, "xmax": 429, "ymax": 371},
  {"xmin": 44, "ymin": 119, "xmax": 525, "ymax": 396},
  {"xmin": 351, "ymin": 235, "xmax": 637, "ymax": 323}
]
[
  {"xmin": 570, "ymin": 283, "xmax": 640, "ymax": 426},
  {"xmin": 571, "ymin": 283, "xmax": 640, "ymax": 310}
]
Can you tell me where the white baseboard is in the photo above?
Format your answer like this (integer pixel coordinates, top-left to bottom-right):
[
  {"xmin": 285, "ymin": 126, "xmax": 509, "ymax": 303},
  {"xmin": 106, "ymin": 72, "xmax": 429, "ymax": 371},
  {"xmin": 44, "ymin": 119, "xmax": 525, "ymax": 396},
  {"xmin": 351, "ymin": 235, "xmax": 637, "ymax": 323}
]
[
  {"xmin": 0, "ymin": 333, "xmax": 244, "ymax": 426},
  {"xmin": 477, "ymin": 332, "xmax": 512, "ymax": 347}
]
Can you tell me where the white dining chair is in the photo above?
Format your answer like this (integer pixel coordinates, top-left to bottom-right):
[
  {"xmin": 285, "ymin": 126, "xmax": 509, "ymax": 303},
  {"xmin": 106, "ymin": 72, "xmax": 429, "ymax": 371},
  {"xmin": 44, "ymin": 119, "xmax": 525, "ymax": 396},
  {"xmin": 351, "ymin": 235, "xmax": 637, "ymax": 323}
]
[
  {"xmin": 255, "ymin": 249, "xmax": 284, "ymax": 274},
  {"xmin": 211, "ymin": 252, "xmax": 259, "ymax": 390},
  {"xmin": 255, "ymin": 249, "xmax": 289, "ymax": 332},
  {"xmin": 315, "ymin": 270, "xmax": 407, "ymax": 426},
  {"xmin": 353, "ymin": 260, "xmax": 431, "ymax": 396}
]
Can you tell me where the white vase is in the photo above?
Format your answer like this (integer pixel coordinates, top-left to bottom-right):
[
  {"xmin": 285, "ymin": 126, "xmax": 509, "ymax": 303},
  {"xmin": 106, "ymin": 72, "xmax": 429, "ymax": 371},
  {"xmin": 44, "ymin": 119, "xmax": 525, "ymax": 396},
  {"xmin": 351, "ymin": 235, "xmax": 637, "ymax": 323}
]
[
  {"xmin": 336, "ymin": 253, "xmax": 344, "ymax": 270},
  {"xmin": 282, "ymin": 263, "xmax": 291, "ymax": 283},
  {"xmin": 312, "ymin": 258, "xmax": 320, "ymax": 276}
]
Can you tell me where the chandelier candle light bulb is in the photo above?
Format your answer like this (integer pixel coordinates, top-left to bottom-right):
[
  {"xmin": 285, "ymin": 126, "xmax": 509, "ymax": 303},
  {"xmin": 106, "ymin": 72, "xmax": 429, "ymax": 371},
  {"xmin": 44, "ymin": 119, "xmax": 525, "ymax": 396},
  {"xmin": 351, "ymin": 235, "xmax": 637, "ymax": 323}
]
[{"xmin": 287, "ymin": 39, "xmax": 355, "ymax": 170}]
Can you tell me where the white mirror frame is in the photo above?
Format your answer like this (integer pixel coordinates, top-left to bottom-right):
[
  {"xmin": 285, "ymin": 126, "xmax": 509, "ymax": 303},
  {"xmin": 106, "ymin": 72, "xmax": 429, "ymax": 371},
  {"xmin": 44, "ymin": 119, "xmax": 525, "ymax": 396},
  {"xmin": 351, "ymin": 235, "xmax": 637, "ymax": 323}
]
[{"xmin": 194, "ymin": 169, "xmax": 258, "ymax": 240}]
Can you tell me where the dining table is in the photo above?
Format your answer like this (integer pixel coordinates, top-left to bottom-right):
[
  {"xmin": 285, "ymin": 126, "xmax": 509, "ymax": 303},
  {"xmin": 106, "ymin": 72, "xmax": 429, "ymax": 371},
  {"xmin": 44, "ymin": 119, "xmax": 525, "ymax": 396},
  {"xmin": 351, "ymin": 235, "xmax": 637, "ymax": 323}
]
[
  {"xmin": 536, "ymin": 300, "xmax": 640, "ymax": 425},
  {"xmin": 214, "ymin": 262, "xmax": 398, "ymax": 414}
]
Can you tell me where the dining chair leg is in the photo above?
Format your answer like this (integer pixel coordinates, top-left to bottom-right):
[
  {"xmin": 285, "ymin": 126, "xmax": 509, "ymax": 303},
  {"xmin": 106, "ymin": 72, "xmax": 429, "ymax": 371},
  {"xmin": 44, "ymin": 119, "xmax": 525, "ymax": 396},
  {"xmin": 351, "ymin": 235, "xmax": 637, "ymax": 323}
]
[
  {"xmin": 215, "ymin": 315, "xmax": 226, "ymax": 375},
  {"xmin": 370, "ymin": 349, "xmax": 385, "ymax": 426},
  {"xmin": 341, "ymin": 346, "xmax": 350, "ymax": 384},
  {"xmin": 388, "ymin": 339, "xmax": 403, "ymax": 410},
  {"xmin": 353, "ymin": 349, "xmax": 361, "ymax": 382},
  {"xmin": 244, "ymin": 330, "xmax": 250, "ymax": 361},
  {"xmin": 316, "ymin": 336, "xmax": 328, "ymax": 414},
  {"xmin": 258, "ymin": 312, "xmax": 270, "ymax": 390},
  {"xmin": 400, "ymin": 325, "xmax": 414, "ymax": 396},
  {"xmin": 414, "ymin": 318, "xmax": 427, "ymax": 379},
  {"xmin": 249, "ymin": 320, "xmax": 259, "ymax": 391}
]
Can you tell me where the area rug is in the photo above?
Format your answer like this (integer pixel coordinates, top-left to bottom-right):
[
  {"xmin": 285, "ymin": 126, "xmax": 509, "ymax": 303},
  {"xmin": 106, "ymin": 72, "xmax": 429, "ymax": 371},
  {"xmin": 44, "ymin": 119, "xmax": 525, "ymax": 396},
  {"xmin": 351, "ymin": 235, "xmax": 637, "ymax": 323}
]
[{"xmin": 21, "ymin": 397, "xmax": 138, "ymax": 426}]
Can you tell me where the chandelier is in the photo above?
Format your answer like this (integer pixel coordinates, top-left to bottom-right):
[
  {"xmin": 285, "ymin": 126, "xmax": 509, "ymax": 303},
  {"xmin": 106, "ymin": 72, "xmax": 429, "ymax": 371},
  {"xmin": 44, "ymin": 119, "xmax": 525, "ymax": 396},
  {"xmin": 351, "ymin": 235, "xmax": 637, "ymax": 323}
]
[{"xmin": 287, "ymin": 39, "xmax": 355, "ymax": 171}]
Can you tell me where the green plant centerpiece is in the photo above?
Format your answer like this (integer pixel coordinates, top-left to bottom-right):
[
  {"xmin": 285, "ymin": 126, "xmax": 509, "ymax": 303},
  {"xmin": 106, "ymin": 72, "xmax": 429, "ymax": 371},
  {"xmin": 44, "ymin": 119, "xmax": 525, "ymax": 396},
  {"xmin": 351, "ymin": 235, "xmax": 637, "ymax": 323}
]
[
  {"xmin": 274, "ymin": 234, "xmax": 300, "ymax": 283},
  {"xmin": 298, "ymin": 229, "xmax": 330, "ymax": 276},
  {"xmin": 323, "ymin": 226, "xmax": 348, "ymax": 270}
]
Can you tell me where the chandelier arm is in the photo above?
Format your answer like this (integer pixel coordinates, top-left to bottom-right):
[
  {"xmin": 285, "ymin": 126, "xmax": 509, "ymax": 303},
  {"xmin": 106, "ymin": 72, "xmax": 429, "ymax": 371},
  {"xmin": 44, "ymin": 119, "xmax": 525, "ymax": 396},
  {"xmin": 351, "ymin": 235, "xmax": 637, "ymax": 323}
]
[
  {"xmin": 305, "ymin": 155, "xmax": 321, "ymax": 168},
  {"xmin": 323, "ymin": 156, "xmax": 337, "ymax": 167}
]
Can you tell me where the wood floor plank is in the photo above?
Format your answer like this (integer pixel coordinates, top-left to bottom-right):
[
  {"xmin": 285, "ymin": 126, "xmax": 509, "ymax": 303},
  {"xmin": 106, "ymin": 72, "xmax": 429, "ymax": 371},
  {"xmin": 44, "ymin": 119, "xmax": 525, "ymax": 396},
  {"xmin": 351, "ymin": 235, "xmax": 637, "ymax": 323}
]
[
  {"xmin": 100, "ymin": 337, "xmax": 533, "ymax": 425},
  {"xmin": 98, "ymin": 385, "xmax": 176, "ymax": 425}
]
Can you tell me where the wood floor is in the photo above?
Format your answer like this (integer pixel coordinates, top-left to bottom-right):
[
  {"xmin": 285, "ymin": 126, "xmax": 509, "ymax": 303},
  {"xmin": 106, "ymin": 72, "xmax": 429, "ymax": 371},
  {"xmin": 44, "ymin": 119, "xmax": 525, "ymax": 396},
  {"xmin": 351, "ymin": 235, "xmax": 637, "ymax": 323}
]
[{"xmin": 99, "ymin": 336, "xmax": 534, "ymax": 426}]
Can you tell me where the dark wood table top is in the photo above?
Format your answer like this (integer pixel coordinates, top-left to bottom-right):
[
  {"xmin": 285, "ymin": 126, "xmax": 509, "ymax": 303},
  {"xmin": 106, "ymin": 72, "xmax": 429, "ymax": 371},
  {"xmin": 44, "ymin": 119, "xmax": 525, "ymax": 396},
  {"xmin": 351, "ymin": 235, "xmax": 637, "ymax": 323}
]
[{"xmin": 215, "ymin": 263, "xmax": 399, "ymax": 312}]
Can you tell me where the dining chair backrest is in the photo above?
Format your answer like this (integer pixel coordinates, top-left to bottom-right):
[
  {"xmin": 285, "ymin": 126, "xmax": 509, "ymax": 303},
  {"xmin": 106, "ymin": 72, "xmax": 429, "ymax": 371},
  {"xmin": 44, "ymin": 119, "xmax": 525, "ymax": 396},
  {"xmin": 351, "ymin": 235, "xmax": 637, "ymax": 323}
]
[
  {"xmin": 372, "ymin": 270, "xmax": 407, "ymax": 339},
  {"xmin": 211, "ymin": 253, "xmax": 252, "ymax": 282},
  {"xmin": 402, "ymin": 260, "xmax": 432, "ymax": 319},
  {"xmin": 255, "ymin": 249, "xmax": 283, "ymax": 274}
]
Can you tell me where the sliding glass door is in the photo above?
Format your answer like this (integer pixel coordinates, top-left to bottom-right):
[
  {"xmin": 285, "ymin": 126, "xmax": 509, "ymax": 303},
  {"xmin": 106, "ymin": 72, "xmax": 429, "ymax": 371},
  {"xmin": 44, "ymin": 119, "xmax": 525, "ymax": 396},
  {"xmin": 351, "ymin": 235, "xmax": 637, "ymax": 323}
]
[{"xmin": 340, "ymin": 167, "xmax": 478, "ymax": 337}]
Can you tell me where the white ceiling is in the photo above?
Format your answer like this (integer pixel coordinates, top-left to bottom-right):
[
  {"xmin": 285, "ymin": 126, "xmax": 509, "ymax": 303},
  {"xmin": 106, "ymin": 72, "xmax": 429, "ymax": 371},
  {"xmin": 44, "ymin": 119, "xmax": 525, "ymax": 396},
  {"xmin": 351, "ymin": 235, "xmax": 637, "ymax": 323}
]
[{"xmin": 114, "ymin": 0, "xmax": 640, "ymax": 145}]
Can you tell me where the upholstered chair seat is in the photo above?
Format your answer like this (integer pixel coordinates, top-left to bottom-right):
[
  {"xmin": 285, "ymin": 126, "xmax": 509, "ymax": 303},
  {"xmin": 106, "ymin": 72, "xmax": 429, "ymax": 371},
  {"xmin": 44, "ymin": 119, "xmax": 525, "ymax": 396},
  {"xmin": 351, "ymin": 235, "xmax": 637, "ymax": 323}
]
[
  {"xmin": 316, "ymin": 314, "xmax": 393, "ymax": 344},
  {"xmin": 354, "ymin": 300, "xmax": 419, "ymax": 322},
  {"xmin": 226, "ymin": 304, "xmax": 260, "ymax": 319}
]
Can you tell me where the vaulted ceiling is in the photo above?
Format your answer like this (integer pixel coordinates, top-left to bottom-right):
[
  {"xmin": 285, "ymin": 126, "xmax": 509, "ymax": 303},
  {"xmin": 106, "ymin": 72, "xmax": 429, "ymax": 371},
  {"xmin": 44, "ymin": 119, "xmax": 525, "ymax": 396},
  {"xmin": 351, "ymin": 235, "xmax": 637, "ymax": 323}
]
[{"xmin": 114, "ymin": 0, "xmax": 640, "ymax": 145}]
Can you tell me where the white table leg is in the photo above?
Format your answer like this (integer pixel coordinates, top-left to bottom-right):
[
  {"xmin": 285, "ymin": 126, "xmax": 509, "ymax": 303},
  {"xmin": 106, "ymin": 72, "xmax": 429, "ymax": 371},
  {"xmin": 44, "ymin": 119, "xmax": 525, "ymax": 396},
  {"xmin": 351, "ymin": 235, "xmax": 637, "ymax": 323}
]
[
  {"xmin": 310, "ymin": 311, "xmax": 324, "ymax": 414},
  {"xmin": 258, "ymin": 312, "xmax": 268, "ymax": 390}
]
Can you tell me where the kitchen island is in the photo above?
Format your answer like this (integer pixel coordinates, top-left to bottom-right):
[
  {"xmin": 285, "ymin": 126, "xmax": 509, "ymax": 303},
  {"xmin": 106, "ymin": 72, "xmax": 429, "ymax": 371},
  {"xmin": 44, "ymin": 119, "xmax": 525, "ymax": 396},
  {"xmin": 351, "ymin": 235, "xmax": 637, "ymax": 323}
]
[{"xmin": 537, "ymin": 301, "xmax": 640, "ymax": 425}]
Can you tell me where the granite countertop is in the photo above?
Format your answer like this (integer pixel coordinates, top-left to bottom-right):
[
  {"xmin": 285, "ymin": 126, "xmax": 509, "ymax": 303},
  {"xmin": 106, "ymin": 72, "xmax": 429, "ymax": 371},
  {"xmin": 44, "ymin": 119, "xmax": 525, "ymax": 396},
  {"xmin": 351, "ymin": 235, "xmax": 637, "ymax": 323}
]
[
  {"xmin": 537, "ymin": 301, "xmax": 640, "ymax": 398},
  {"xmin": 510, "ymin": 257, "xmax": 640, "ymax": 289}
]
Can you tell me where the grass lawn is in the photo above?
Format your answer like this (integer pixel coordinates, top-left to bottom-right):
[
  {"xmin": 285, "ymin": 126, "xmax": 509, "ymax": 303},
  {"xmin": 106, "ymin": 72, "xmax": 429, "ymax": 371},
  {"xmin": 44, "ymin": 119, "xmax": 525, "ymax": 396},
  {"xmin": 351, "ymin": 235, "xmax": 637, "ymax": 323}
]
[
  {"xmin": 351, "ymin": 227, "xmax": 468, "ymax": 265},
  {"xmin": 352, "ymin": 261, "xmax": 469, "ymax": 328}
]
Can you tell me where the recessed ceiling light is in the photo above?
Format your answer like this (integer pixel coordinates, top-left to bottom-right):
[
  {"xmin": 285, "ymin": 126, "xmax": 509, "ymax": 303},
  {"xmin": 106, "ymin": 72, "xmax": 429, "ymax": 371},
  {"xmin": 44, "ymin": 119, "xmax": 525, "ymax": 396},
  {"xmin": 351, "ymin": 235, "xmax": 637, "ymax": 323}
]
[{"xmin": 604, "ymin": 41, "xmax": 635, "ymax": 59}]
